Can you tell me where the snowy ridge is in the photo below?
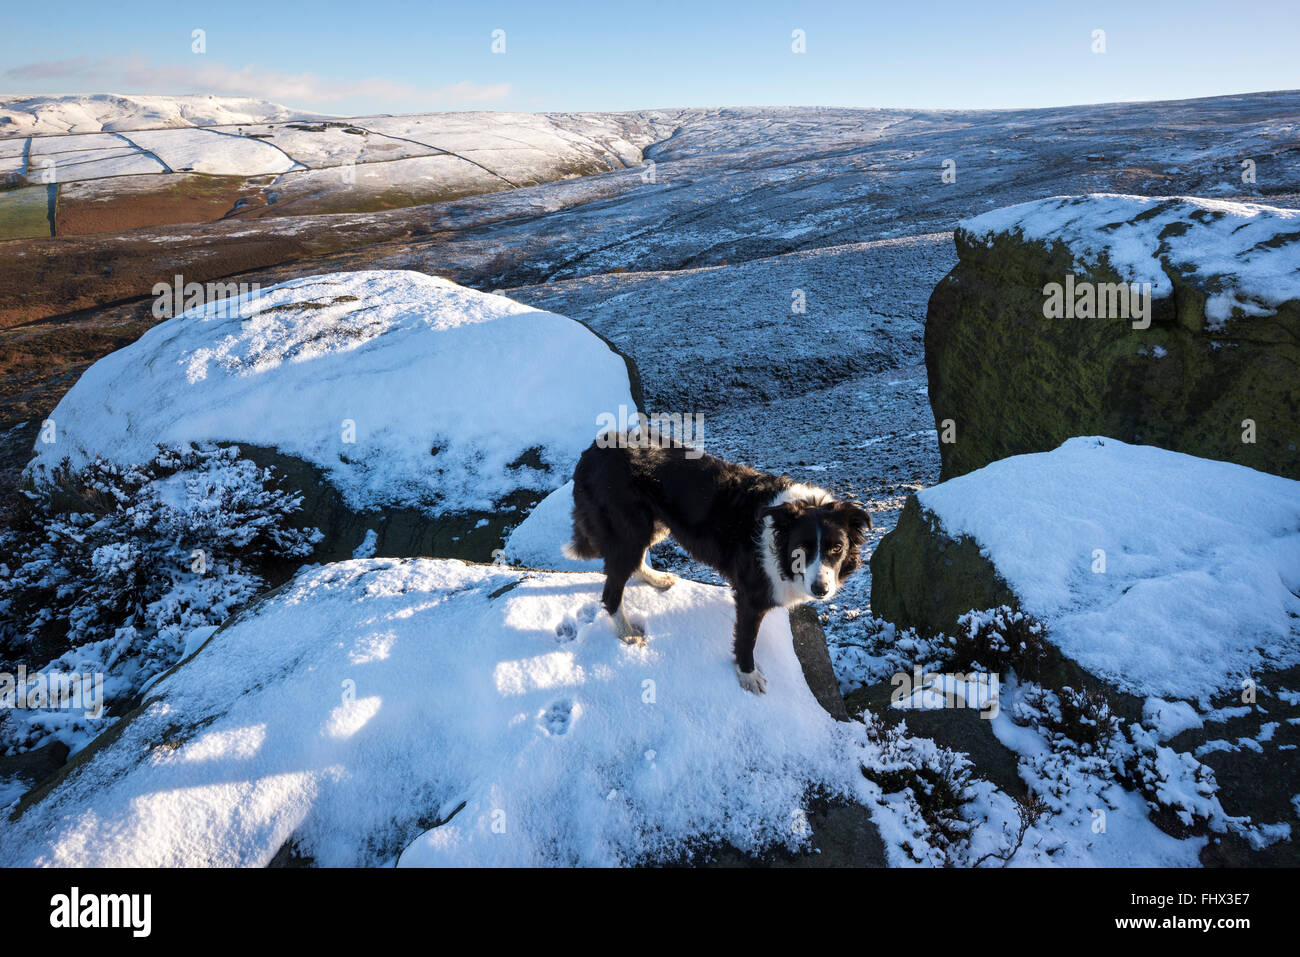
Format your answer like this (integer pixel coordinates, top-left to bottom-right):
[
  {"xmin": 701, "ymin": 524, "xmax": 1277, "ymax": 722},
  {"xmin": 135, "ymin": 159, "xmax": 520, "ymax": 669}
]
[
  {"xmin": 0, "ymin": 93, "xmax": 323, "ymax": 137},
  {"xmin": 2, "ymin": 96, "xmax": 665, "ymax": 194}
]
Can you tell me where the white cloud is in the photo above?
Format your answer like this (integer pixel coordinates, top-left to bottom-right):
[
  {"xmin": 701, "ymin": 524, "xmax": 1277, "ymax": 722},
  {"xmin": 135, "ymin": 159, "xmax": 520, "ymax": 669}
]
[{"xmin": 4, "ymin": 54, "xmax": 510, "ymax": 109}]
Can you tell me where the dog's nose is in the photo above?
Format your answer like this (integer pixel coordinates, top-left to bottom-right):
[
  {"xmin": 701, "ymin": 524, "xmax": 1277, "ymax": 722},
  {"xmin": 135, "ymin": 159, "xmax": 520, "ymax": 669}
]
[{"xmin": 811, "ymin": 581, "xmax": 828, "ymax": 598}]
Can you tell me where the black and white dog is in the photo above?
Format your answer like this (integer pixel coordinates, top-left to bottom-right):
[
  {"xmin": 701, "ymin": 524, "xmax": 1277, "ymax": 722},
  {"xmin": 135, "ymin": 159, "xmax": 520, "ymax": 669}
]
[{"xmin": 565, "ymin": 435, "xmax": 871, "ymax": 693}]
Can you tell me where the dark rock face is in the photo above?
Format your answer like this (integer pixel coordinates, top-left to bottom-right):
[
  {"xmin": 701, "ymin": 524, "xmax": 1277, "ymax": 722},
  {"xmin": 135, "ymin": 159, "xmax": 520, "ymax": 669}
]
[
  {"xmin": 0, "ymin": 741, "xmax": 68, "ymax": 799},
  {"xmin": 1170, "ymin": 665, "xmax": 1300, "ymax": 867},
  {"xmin": 869, "ymin": 496, "xmax": 1016, "ymax": 638},
  {"xmin": 237, "ymin": 444, "xmax": 541, "ymax": 564},
  {"xmin": 926, "ymin": 196, "xmax": 1300, "ymax": 481},
  {"xmin": 788, "ymin": 605, "xmax": 849, "ymax": 722}
]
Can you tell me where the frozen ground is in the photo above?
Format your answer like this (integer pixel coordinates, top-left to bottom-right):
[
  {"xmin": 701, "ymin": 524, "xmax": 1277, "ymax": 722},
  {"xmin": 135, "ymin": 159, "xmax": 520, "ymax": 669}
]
[
  {"xmin": 4, "ymin": 90, "xmax": 1299, "ymax": 866},
  {"xmin": 0, "ymin": 560, "xmax": 863, "ymax": 867}
]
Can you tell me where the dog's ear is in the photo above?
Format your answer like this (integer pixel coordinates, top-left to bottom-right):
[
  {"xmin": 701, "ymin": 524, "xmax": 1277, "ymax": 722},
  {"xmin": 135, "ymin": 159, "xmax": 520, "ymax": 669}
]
[
  {"xmin": 760, "ymin": 501, "xmax": 805, "ymax": 525},
  {"xmin": 834, "ymin": 501, "xmax": 873, "ymax": 542}
]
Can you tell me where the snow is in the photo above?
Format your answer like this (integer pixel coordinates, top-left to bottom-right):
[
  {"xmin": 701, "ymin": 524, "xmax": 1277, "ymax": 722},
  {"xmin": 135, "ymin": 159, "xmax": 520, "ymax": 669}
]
[
  {"xmin": 263, "ymin": 153, "xmax": 507, "ymax": 210},
  {"xmin": 355, "ymin": 111, "xmax": 656, "ymax": 174},
  {"xmin": 205, "ymin": 122, "xmax": 444, "ymax": 169},
  {"xmin": 27, "ymin": 132, "xmax": 131, "ymax": 155},
  {"xmin": 1143, "ymin": 699, "xmax": 1204, "ymax": 741},
  {"xmin": 125, "ymin": 128, "xmax": 302, "ymax": 175},
  {"xmin": 892, "ymin": 672, "xmax": 999, "ymax": 714},
  {"xmin": 981, "ymin": 677, "xmax": 1206, "ymax": 866},
  {"xmin": 917, "ymin": 437, "xmax": 1300, "ymax": 701},
  {"xmin": 27, "ymin": 271, "xmax": 636, "ymax": 515},
  {"xmin": 19, "ymin": 127, "xmax": 301, "ymax": 180},
  {"xmin": 0, "ymin": 559, "xmax": 864, "ymax": 867},
  {"xmin": 500, "ymin": 481, "xmax": 600, "ymax": 572},
  {"xmin": 3, "ymin": 97, "xmax": 664, "ymax": 211},
  {"xmin": 22, "ymin": 141, "xmax": 164, "ymax": 182},
  {"xmin": 0, "ymin": 93, "xmax": 322, "ymax": 137},
  {"xmin": 959, "ymin": 194, "xmax": 1300, "ymax": 328},
  {"xmin": 352, "ymin": 529, "xmax": 379, "ymax": 559}
]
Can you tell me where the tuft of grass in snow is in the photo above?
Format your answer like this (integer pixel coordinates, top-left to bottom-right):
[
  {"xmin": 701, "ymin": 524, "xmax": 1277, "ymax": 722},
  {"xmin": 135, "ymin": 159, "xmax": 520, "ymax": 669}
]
[
  {"xmin": 1017, "ymin": 684, "xmax": 1119, "ymax": 757},
  {"xmin": 0, "ymin": 443, "xmax": 321, "ymax": 755},
  {"xmin": 831, "ymin": 604, "xmax": 1047, "ymax": 697},
  {"xmin": 1009, "ymin": 680, "xmax": 1285, "ymax": 849},
  {"xmin": 859, "ymin": 712, "xmax": 980, "ymax": 865},
  {"xmin": 948, "ymin": 606, "xmax": 1047, "ymax": 680}
]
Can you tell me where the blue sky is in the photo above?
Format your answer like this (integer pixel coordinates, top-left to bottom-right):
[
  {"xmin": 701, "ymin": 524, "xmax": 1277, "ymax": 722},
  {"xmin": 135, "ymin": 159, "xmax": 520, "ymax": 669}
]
[{"xmin": 4, "ymin": 0, "xmax": 1297, "ymax": 114}]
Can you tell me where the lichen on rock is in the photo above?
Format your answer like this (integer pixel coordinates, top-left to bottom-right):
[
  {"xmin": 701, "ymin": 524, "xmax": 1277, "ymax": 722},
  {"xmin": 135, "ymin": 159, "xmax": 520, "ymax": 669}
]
[{"xmin": 927, "ymin": 194, "xmax": 1300, "ymax": 480}]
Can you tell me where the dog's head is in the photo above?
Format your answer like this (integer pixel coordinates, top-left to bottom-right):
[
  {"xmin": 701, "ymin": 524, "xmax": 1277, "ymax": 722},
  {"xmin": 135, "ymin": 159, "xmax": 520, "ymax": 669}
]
[{"xmin": 761, "ymin": 497, "xmax": 872, "ymax": 603}]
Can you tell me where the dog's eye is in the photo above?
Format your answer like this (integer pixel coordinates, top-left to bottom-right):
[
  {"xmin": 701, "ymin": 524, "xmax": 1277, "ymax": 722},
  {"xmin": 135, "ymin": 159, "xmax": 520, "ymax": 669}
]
[{"xmin": 829, "ymin": 544, "xmax": 843, "ymax": 555}]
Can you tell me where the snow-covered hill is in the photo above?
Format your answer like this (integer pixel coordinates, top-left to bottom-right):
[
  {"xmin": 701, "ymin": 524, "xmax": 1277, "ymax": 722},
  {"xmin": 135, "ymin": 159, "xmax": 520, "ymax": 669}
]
[
  {"xmin": 0, "ymin": 93, "xmax": 322, "ymax": 136},
  {"xmin": 0, "ymin": 94, "xmax": 669, "ymax": 224}
]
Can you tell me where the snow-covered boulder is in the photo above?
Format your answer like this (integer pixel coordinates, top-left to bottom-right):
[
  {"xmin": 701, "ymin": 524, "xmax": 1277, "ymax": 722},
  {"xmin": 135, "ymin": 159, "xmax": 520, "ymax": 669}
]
[
  {"xmin": 927, "ymin": 194, "xmax": 1300, "ymax": 481},
  {"xmin": 869, "ymin": 438, "xmax": 1300, "ymax": 861},
  {"xmin": 872, "ymin": 437, "xmax": 1300, "ymax": 703},
  {"xmin": 26, "ymin": 271, "xmax": 640, "ymax": 561},
  {"xmin": 1, "ymin": 559, "xmax": 868, "ymax": 867}
]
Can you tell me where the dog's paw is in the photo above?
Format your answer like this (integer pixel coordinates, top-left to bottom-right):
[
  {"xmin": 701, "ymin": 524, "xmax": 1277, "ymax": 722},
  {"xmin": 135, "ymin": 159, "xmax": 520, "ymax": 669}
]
[
  {"xmin": 735, "ymin": 663, "xmax": 767, "ymax": 694},
  {"xmin": 613, "ymin": 610, "xmax": 647, "ymax": 646},
  {"xmin": 634, "ymin": 566, "xmax": 678, "ymax": 590}
]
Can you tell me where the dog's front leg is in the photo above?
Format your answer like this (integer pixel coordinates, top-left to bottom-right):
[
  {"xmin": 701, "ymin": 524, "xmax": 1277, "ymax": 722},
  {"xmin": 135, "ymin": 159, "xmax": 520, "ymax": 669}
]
[{"xmin": 733, "ymin": 601, "xmax": 769, "ymax": 694}]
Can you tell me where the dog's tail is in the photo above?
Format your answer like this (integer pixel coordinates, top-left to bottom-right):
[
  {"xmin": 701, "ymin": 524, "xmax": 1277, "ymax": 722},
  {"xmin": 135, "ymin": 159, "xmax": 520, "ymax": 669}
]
[
  {"xmin": 563, "ymin": 473, "xmax": 604, "ymax": 560},
  {"xmin": 562, "ymin": 522, "xmax": 602, "ymax": 560}
]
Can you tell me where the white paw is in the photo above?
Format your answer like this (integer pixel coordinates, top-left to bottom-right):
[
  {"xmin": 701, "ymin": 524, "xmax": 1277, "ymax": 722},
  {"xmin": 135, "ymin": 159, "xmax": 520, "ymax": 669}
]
[
  {"xmin": 735, "ymin": 663, "xmax": 767, "ymax": 694},
  {"xmin": 612, "ymin": 609, "xmax": 647, "ymax": 646},
  {"xmin": 634, "ymin": 567, "xmax": 678, "ymax": 590}
]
